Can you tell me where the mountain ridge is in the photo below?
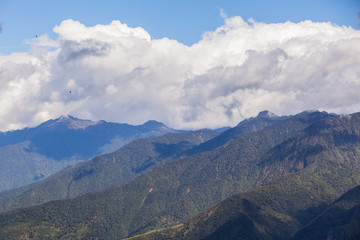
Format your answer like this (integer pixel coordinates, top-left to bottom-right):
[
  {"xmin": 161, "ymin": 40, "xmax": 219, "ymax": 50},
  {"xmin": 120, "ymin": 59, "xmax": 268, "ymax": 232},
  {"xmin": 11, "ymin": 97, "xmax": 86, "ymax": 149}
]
[
  {"xmin": 133, "ymin": 112, "xmax": 360, "ymax": 240},
  {"xmin": 0, "ymin": 110, "xmax": 323, "ymax": 213},
  {"xmin": 0, "ymin": 116, "xmax": 180, "ymax": 191},
  {"xmin": 0, "ymin": 130, "xmax": 219, "ymax": 212},
  {"xmin": 0, "ymin": 110, "xmax": 342, "ymax": 239},
  {"xmin": 185, "ymin": 109, "xmax": 293, "ymax": 156}
]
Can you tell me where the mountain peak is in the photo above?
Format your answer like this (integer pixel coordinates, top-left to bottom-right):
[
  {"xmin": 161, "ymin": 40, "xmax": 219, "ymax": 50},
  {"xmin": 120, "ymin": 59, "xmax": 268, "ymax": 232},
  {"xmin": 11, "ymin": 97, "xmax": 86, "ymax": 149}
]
[
  {"xmin": 142, "ymin": 120, "xmax": 167, "ymax": 128},
  {"xmin": 256, "ymin": 110, "xmax": 278, "ymax": 119},
  {"xmin": 54, "ymin": 115, "xmax": 99, "ymax": 130},
  {"xmin": 57, "ymin": 115, "xmax": 77, "ymax": 121}
]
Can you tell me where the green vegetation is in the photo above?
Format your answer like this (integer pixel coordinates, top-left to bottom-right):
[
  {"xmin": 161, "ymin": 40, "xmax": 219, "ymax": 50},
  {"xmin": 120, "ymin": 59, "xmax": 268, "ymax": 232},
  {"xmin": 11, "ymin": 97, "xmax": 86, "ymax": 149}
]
[
  {"xmin": 186, "ymin": 110, "xmax": 289, "ymax": 155},
  {"xmin": 167, "ymin": 164, "xmax": 360, "ymax": 240},
  {"xmin": 293, "ymin": 184, "xmax": 360, "ymax": 240},
  {"xmin": 131, "ymin": 112, "xmax": 360, "ymax": 240},
  {"xmin": 0, "ymin": 111, "xmax": 335, "ymax": 239},
  {"xmin": 0, "ymin": 130, "xmax": 219, "ymax": 212},
  {"xmin": 0, "ymin": 110, "xmax": 301, "ymax": 213}
]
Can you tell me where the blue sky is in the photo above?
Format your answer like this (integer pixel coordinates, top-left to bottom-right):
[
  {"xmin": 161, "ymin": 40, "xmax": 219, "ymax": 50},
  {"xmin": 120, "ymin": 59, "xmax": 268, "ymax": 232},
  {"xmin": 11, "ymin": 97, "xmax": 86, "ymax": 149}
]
[
  {"xmin": 0, "ymin": 0, "xmax": 360, "ymax": 130},
  {"xmin": 0, "ymin": 0, "xmax": 359, "ymax": 54}
]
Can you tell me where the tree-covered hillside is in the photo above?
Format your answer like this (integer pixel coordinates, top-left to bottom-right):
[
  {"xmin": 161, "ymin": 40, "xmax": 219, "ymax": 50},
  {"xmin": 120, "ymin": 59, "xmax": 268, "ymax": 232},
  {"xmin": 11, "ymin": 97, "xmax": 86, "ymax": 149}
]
[
  {"xmin": 0, "ymin": 111, "xmax": 334, "ymax": 239},
  {"xmin": 0, "ymin": 130, "xmax": 218, "ymax": 212},
  {"xmin": 128, "ymin": 113, "xmax": 360, "ymax": 240},
  {"xmin": 0, "ymin": 110, "xmax": 296, "ymax": 212}
]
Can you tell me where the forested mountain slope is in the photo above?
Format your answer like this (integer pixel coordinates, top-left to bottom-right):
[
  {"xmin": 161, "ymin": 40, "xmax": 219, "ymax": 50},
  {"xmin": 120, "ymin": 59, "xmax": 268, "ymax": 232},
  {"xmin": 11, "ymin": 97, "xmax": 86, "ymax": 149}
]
[
  {"xmin": 130, "ymin": 113, "xmax": 360, "ymax": 240},
  {"xmin": 0, "ymin": 130, "xmax": 218, "ymax": 212},
  {"xmin": 0, "ymin": 111, "xmax": 333, "ymax": 239},
  {"xmin": 293, "ymin": 184, "xmax": 360, "ymax": 240},
  {"xmin": 0, "ymin": 110, "xmax": 294, "ymax": 212},
  {"xmin": 186, "ymin": 110, "xmax": 290, "ymax": 155}
]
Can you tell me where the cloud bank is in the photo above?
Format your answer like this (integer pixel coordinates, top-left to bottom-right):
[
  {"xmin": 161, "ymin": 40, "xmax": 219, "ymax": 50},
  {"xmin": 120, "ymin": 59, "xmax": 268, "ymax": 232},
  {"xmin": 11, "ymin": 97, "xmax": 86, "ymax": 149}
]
[{"xmin": 0, "ymin": 17, "xmax": 360, "ymax": 130}]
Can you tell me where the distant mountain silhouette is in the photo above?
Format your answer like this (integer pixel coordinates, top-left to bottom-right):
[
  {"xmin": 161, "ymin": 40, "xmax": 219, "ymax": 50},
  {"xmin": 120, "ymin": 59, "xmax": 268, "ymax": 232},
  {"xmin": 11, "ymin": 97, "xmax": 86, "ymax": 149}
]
[{"xmin": 0, "ymin": 116, "xmax": 178, "ymax": 191}]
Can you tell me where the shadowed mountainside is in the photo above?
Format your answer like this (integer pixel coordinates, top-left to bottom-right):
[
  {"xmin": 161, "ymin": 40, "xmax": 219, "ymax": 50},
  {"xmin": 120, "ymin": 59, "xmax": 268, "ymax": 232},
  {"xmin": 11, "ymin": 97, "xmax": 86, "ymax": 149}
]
[{"xmin": 293, "ymin": 184, "xmax": 360, "ymax": 240}]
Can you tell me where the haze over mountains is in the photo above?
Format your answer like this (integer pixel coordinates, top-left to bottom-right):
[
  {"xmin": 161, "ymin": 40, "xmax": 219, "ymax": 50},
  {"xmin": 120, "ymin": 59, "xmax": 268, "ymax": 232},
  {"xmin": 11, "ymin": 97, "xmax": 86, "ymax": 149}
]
[{"xmin": 0, "ymin": 115, "xmax": 180, "ymax": 191}]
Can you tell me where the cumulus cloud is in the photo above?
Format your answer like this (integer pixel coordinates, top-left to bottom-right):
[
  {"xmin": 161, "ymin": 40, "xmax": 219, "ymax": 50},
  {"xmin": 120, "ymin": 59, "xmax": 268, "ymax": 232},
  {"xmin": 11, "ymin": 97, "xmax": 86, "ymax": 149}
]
[{"xmin": 0, "ymin": 17, "xmax": 360, "ymax": 131}]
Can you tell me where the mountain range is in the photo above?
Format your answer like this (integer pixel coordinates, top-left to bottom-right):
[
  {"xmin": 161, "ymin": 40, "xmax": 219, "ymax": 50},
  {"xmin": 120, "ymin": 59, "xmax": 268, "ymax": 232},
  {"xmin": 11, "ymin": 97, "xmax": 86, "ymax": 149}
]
[
  {"xmin": 0, "ymin": 110, "xmax": 283, "ymax": 212},
  {"xmin": 1, "ymin": 111, "xmax": 360, "ymax": 240},
  {"xmin": 0, "ymin": 115, "xmax": 180, "ymax": 191},
  {"xmin": 0, "ymin": 129, "xmax": 219, "ymax": 212}
]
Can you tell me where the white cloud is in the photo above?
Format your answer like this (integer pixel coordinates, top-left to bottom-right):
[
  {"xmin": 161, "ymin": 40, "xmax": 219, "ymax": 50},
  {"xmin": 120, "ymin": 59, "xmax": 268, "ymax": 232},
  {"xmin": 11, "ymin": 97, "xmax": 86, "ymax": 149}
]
[
  {"xmin": 0, "ymin": 17, "xmax": 360, "ymax": 131},
  {"xmin": 25, "ymin": 34, "xmax": 59, "ymax": 49}
]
